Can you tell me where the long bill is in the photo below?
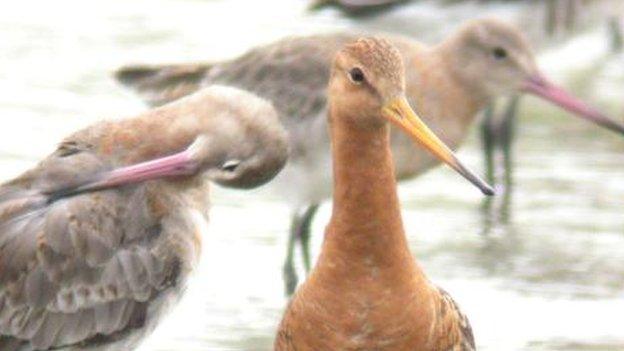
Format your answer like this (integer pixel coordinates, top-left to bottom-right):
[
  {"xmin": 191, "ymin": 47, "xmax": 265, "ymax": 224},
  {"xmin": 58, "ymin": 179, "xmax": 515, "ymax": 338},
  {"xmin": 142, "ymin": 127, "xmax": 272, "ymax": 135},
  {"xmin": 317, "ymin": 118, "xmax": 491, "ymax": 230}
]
[
  {"xmin": 46, "ymin": 140, "xmax": 204, "ymax": 202},
  {"xmin": 382, "ymin": 96, "xmax": 495, "ymax": 196},
  {"xmin": 523, "ymin": 74, "xmax": 624, "ymax": 135}
]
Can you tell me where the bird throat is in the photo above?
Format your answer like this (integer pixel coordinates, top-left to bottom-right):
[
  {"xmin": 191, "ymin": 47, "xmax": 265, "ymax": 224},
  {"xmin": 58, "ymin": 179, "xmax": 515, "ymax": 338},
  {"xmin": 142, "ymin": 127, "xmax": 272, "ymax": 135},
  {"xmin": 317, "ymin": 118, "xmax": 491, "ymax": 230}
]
[{"xmin": 324, "ymin": 115, "xmax": 416, "ymax": 271}]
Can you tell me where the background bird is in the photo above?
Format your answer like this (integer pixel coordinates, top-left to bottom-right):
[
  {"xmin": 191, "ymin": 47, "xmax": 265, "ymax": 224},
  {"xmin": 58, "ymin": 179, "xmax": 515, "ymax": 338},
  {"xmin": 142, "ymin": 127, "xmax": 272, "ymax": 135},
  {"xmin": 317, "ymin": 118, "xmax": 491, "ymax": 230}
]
[{"xmin": 0, "ymin": 86, "xmax": 288, "ymax": 350}]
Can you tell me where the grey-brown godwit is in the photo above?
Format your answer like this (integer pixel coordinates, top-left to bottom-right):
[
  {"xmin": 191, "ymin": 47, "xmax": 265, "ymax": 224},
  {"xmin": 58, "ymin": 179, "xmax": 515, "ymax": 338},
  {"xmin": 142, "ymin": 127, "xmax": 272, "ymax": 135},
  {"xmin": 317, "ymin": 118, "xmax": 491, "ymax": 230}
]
[{"xmin": 0, "ymin": 86, "xmax": 288, "ymax": 350}]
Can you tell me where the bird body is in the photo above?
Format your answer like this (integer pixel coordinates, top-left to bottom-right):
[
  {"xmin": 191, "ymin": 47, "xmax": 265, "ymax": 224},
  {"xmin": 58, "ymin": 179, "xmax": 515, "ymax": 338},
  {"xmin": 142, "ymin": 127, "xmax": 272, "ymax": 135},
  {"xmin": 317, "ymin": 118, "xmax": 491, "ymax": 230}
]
[
  {"xmin": 275, "ymin": 121, "xmax": 473, "ymax": 351},
  {"xmin": 0, "ymin": 86, "xmax": 288, "ymax": 350},
  {"xmin": 0, "ymin": 175, "xmax": 206, "ymax": 351},
  {"xmin": 275, "ymin": 37, "xmax": 480, "ymax": 351}
]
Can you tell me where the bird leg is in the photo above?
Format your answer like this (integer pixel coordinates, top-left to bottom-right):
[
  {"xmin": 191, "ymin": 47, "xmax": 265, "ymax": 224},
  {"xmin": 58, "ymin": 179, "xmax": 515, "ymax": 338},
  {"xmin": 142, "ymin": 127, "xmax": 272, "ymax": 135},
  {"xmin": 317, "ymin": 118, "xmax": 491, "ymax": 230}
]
[
  {"xmin": 480, "ymin": 104, "xmax": 496, "ymax": 187},
  {"xmin": 608, "ymin": 16, "xmax": 623, "ymax": 53},
  {"xmin": 500, "ymin": 96, "xmax": 521, "ymax": 220},
  {"xmin": 298, "ymin": 203, "xmax": 320, "ymax": 274},
  {"xmin": 545, "ymin": 0, "xmax": 558, "ymax": 36},
  {"xmin": 480, "ymin": 96, "xmax": 519, "ymax": 229},
  {"xmin": 282, "ymin": 203, "xmax": 320, "ymax": 296},
  {"xmin": 500, "ymin": 96, "xmax": 520, "ymax": 191},
  {"xmin": 479, "ymin": 103, "xmax": 498, "ymax": 223},
  {"xmin": 283, "ymin": 212, "xmax": 300, "ymax": 296}
]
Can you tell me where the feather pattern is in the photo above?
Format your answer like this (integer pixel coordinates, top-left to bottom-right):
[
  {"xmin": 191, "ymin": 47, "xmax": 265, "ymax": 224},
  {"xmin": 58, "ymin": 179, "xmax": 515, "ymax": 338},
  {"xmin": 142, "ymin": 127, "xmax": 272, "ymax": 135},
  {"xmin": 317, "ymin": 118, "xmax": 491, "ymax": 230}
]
[
  {"xmin": 435, "ymin": 287, "xmax": 475, "ymax": 351},
  {"xmin": 0, "ymin": 141, "xmax": 206, "ymax": 350},
  {"xmin": 0, "ymin": 85, "xmax": 288, "ymax": 350}
]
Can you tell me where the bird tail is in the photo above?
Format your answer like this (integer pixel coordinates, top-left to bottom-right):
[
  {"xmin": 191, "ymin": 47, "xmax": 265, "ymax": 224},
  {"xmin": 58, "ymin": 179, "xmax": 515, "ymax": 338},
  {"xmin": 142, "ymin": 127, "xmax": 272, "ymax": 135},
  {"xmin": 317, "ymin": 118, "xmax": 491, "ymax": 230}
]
[{"xmin": 114, "ymin": 63, "xmax": 213, "ymax": 107}]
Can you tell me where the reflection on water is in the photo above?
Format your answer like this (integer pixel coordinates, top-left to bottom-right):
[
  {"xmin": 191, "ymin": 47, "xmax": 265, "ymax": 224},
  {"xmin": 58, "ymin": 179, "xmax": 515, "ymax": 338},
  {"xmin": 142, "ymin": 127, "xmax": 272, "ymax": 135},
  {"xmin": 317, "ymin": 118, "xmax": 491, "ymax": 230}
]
[{"xmin": 0, "ymin": 0, "xmax": 622, "ymax": 350}]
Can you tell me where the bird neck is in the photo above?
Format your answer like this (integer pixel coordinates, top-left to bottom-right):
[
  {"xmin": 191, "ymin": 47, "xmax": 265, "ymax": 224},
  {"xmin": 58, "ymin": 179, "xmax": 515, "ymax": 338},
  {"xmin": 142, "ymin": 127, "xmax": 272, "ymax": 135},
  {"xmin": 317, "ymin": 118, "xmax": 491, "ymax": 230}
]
[
  {"xmin": 433, "ymin": 41, "xmax": 490, "ymax": 106},
  {"xmin": 97, "ymin": 108, "xmax": 201, "ymax": 165},
  {"xmin": 323, "ymin": 113, "xmax": 415, "ymax": 269}
]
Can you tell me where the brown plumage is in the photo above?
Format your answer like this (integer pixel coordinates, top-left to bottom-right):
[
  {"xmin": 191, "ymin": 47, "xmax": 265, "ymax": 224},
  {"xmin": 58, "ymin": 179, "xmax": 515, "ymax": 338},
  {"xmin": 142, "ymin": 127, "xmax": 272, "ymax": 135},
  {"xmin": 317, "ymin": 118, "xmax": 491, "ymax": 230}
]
[
  {"xmin": 0, "ymin": 86, "xmax": 288, "ymax": 350},
  {"xmin": 274, "ymin": 37, "xmax": 486, "ymax": 351}
]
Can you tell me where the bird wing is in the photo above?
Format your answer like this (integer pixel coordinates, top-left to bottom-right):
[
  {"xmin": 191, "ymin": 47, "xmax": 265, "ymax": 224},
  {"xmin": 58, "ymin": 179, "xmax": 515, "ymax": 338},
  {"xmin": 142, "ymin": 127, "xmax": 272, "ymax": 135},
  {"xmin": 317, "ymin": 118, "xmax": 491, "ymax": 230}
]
[
  {"xmin": 115, "ymin": 33, "xmax": 356, "ymax": 161},
  {"xmin": 200, "ymin": 35, "xmax": 353, "ymax": 124},
  {"xmin": 433, "ymin": 286, "xmax": 476, "ymax": 351},
  {"xmin": 115, "ymin": 34, "xmax": 355, "ymax": 122},
  {"xmin": 115, "ymin": 63, "xmax": 212, "ymax": 107},
  {"xmin": 0, "ymin": 145, "xmax": 178, "ymax": 350}
]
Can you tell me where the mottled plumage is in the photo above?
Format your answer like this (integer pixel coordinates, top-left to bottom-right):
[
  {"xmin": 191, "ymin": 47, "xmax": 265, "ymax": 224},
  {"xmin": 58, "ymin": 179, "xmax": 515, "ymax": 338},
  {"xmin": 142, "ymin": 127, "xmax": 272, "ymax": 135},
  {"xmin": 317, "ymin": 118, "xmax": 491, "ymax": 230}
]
[
  {"xmin": 0, "ymin": 86, "xmax": 288, "ymax": 350},
  {"xmin": 436, "ymin": 287, "xmax": 476, "ymax": 351}
]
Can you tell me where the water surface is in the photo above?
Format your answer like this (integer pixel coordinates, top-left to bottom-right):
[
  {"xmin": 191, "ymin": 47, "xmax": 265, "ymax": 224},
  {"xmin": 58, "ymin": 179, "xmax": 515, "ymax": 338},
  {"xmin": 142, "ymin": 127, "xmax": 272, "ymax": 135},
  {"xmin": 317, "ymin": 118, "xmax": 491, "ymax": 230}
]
[{"xmin": 0, "ymin": 0, "xmax": 623, "ymax": 350}]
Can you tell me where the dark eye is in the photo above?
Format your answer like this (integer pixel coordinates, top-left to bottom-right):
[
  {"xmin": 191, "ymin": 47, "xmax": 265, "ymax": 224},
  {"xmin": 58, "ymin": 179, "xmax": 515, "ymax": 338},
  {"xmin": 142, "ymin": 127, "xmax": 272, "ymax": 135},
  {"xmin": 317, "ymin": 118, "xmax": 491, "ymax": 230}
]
[
  {"xmin": 492, "ymin": 47, "xmax": 507, "ymax": 60},
  {"xmin": 221, "ymin": 160, "xmax": 240, "ymax": 172},
  {"xmin": 348, "ymin": 67, "xmax": 365, "ymax": 84}
]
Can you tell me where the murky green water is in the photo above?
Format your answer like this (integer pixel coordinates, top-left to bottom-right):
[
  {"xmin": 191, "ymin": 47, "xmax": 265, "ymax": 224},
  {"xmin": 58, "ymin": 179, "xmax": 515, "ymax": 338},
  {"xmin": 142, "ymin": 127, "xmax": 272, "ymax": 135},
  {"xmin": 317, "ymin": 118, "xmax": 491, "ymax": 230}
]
[{"xmin": 0, "ymin": 0, "xmax": 623, "ymax": 350}]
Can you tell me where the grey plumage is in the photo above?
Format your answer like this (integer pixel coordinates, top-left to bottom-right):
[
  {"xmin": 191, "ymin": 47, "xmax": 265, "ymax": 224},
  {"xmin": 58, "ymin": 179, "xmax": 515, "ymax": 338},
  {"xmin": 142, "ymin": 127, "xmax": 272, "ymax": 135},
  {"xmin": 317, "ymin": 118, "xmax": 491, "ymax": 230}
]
[
  {"xmin": 0, "ymin": 181, "xmax": 184, "ymax": 350},
  {"xmin": 0, "ymin": 86, "xmax": 288, "ymax": 350},
  {"xmin": 116, "ymin": 34, "xmax": 350, "ymax": 160}
]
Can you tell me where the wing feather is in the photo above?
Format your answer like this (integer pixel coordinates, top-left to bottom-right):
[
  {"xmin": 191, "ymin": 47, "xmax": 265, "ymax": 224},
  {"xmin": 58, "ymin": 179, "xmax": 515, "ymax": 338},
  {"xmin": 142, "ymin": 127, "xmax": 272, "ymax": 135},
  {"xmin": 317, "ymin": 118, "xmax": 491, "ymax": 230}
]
[
  {"xmin": 115, "ymin": 33, "xmax": 356, "ymax": 124},
  {"xmin": 0, "ymin": 146, "xmax": 185, "ymax": 350},
  {"xmin": 435, "ymin": 286, "xmax": 476, "ymax": 351},
  {"xmin": 114, "ymin": 63, "xmax": 212, "ymax": 107}
]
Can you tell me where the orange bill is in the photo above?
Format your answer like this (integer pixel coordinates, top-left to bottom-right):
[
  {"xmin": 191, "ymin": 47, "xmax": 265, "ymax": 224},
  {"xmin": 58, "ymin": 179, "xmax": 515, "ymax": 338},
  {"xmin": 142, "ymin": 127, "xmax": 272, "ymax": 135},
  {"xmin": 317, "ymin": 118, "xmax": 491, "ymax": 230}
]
[{"xmin": 382, "ymin": 96, "xmax": 495, "ymax": 196}]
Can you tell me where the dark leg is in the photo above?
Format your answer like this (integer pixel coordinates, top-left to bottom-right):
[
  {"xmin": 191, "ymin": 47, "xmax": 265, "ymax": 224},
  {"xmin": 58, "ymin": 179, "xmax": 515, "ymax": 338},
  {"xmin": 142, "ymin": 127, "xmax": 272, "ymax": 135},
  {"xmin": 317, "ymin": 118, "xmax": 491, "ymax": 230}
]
[
  {"xmin": 480, "ymin": 104, "xmax": 497, "ymax": 186},
  {"xmin": 609, "ymin": 16, "xmax": 623, "ymax": 53},
  {"xmin": 545, "ymin": 0, "xmax": 558, "ymax": 36},
  {"xmin": 298, "ymin": 204, "xmax": 320, "ymax": 274},
  {"xmin": 283, "ymin": 212, "xmax": 300, "ymax": 296},
  {"xmin": 282, "ymin": 204, "xmax": 320, "ymax": 296},
  {"xmin": 564, "ymin": 0, "xmax": 578, "ymax": 33},
  {"xmin": 480, "ymin": 104, "xmax": 496, "ymax": 233},
  {"xmin": 500, "ymin": 96, "xmax": 520, "ymax": 220}
]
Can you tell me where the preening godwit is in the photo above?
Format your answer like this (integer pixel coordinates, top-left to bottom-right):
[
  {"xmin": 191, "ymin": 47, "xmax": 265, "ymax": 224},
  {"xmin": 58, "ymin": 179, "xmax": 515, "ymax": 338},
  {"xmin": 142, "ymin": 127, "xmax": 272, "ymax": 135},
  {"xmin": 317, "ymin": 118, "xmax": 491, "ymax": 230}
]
[
  {"xmin": 115, "ymin": 18, "xmax": 624, "ymax": 294},
  {"xmin": 0, "ymin": 86, "xmax": 288, "ymax": 350},
  {"xmin": 275, "ymin": 37, "xmax": 487, "ymax": 351}
]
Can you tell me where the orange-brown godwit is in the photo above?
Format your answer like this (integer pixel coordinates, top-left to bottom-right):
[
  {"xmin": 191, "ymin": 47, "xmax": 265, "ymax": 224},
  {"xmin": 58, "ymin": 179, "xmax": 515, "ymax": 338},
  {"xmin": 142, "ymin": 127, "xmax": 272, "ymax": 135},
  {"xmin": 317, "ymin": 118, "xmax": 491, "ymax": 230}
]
[
  {"xmin": 0, "ymin": 86, "xmax": 288, "ymax": 350},
  {"xmin": 275, "ymin": 37, "xmax": 486, "ymax": 351}
]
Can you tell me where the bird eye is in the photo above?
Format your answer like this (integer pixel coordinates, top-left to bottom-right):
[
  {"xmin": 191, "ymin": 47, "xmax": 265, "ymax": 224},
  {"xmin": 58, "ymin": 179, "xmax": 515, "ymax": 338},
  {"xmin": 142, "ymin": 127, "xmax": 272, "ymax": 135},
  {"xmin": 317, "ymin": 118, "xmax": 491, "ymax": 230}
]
[
  {"xmin": 221, "ymin": 160, "xmax": 240, "ymax": 172},
  {"xmin": 492, "ymin": 47, "xmax": 507, "ymax": 60},
  {"xmin": 348, "ymin": 67, "xmax": 365, "ymax": 84}
]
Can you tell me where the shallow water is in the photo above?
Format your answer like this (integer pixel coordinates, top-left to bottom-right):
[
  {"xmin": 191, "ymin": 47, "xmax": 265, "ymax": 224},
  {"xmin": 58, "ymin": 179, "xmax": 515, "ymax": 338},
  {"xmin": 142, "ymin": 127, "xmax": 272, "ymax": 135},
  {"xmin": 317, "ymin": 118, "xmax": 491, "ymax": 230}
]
[{"xmin": 0, "ymin": 0, "xmax": 623, "ymax": 350}]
